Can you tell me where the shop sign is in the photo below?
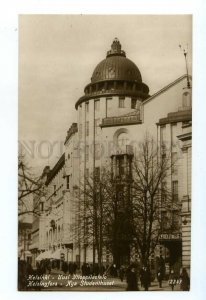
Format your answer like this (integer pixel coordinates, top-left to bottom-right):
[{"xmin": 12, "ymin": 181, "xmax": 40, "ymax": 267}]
[{"xmin": 159, "ymin": 233, "xmax": 181, "ymax": 241}]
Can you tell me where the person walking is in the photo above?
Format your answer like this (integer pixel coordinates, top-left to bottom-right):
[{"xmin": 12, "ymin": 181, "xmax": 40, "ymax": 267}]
[
  {"xmin": 180, "ymin": 268, "xmax": 190, "ymax": 291},
  {"xmin": 157, "ymin": 266, "xmax": 163, "ymax": 288},
  {"xmin": 119, "ymin": 265, "xmax": 125, "ymax": 282},
  {"xmin": 142, "ymin": 266, "xmax": 151, "ymax": 291},
  {"xmin": 126, "ymin": 266, "xmax": 139, "ymax": 291}
]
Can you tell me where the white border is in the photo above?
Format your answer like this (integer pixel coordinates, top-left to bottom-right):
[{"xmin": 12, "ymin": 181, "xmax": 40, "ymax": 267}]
[{"xmin": 0, "ymin": 1, "xmax": 206, "ymax": 300}]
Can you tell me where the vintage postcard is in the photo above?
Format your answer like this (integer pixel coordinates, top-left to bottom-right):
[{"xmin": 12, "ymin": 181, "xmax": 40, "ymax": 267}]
[{"xmin": 17, "ymin": 14, "xmax": 193, "ymax": 293}]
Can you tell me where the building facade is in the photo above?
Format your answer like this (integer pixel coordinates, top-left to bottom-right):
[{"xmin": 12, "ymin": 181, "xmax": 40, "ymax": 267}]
[{"xmin": 30, "ymin": 39, "xmax": 192, "ymax": 274}]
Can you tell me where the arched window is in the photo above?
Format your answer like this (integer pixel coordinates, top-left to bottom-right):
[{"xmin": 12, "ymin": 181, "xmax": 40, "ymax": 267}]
[
  {"xmin": 182, "ymin": 91, "xmax": 191, "ymax": 107},
  {"xmin": 117, "ymin": 132, "xmax": 129, "ymax": 150}
]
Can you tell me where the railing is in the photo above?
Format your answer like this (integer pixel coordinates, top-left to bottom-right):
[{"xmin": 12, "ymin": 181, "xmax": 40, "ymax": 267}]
[{"xmin": 111, "ymin": 145, "xmax": 134, "ymax": 156}]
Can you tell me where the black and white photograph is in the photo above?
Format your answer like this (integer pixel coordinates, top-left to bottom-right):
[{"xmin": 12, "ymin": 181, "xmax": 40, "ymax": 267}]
[
  {"xmin": 1, "ymin": 2, "xmax": 206, "ymax": 298},
  {"xmin": 17, "ymin": 14, "xmax": 193, "ymax": 292}
]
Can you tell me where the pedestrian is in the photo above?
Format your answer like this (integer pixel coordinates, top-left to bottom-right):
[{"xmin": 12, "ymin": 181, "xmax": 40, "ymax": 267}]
[
  {"xmin": 111, "ymin": 264, "xmax": 118, "ymax": 277},
  {"xmin": 81, "ymin": 263, "xmax": 86, "ymax": 276},
  {"xmin": 168, "ymin": 269, "xmax": 176, "ymax": 291},
  {"xmin": 180, "ymin": 268, "xmax": 190, "ymax": 291},
  {"xmin": 73, "ymin": 262, "xmax": 77, "ymax": 274},
  {"xmin": 85, "ymin": 263, "xmax": 91, "ymax": 275},
  {"xmin": 68, "ymin": 261, "xmax": 74, "ymax": 275},
  {"xmin": 142, "ymin": 266, "xmax": 151, "ymax": 291},
  {"xmin": 126, "ymin": 266, "xmax": 139, "ymax": 291},
  {"xmin": 157, "ymin": 266, "xmax": 163, "ymax": 288},
  {"xmin": 119, "ymin": 265, "xmax": 125, "ymax": 282},
  {"xmin": 62, "ymin": 261, "xmax": 68, "ymax": 274},
  {"xmin": 139, "ymin": 266, "xmax": 144, "ymax": 287}
]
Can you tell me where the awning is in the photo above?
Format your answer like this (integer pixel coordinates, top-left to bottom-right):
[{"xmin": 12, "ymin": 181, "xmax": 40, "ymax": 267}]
[
  {"xmin": 36, "ymin": 250, "xmax": 53, "ymax": 260},
  {"xmin": 51, "ymin": 249, "xmax": 61, "ymax": 260},
  {"xmin": 24, "ymin": 250, "xmax": 32, "ymax": 257},
  {"xmin": 35, "ymin": 251, "xmax": 45, "ymax": 261}
]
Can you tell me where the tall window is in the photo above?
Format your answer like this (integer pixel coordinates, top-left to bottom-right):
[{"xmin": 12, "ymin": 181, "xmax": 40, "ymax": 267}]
[
  {"xmin": 161, "ymin": 211, "xmax": 170, "ymax": 231},
  {"xmin": 106, "ymin": 97, "xmax": 112, "ymax": 117},
  {"xmin": 118, "ymin": 157, "xmax": 125, "ymax": 176},
  {"xmin": 95, "ymin": 143, "xmax": 100, "ymax": 160},
  {"xmin": 94, "ymin": 100, "xmax": 100, "ymax": 111},
  {"xmin": 79, "ymin": 105, "xmax": 82, "ymax": 119},
  {"xmin": 54, "ymin": 185, "xmax": 56, "ymax": 196},
  {"xmin": 172, "ymin": 210, "xmax": 179, "ymax": 230},
  {"xmin": 95, "ymin": 118, "xmax": 100, "ymax": 135},
  {"xmin": 119, "ymin": 97, "xmax": 125, "ymax": 108},
  {"xmin": 161, "ymin": 181, "xmax": 167, "ymax": 203},
  {"xmin": 172, "ymin": 180, "xmax": 178, "ymax": 202},
  {"xmin": 94, "ymin": 167, "xmax": 100, "ymax": 182},
  {"xmin": 86, "ymin": 121, "xmax": 89, "ymax": 136},
  {"xmin": 86, "ymin": 145, "xmax": 89, "ymax": 161},
  {"xmin": 171, "ymin": 152, "xmax": 178, "ymax": 175},
  {"xmin": 131, "ymin": 98, "xmax": 137, "ymax": 109},
  {"xmin": 85, "ymin": 168, "xmax": 89, "ymax": 179},
  {"xmin": 79, "ymin": 124, "xmax": 82, "ymax": 139},
  {"xmin": 66, "ymin": 175, "xmax": 70, "ymax": 190},
  {"xmin": 85, "ymin": 102, "xmax": 89, "ymax": 113},
  {"xmin": 182, "ymin": 91, "xmax": 191, "ymax": 107}
]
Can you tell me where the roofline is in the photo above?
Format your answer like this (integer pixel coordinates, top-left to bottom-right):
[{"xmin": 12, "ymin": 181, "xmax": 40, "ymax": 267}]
[
  {"xmin": 143, "ymin": 74, "xmax": 192, "ymax": 105},
  {"xmin": 46, "ymin": 153, "xmax": 65, "ymax": 185}
]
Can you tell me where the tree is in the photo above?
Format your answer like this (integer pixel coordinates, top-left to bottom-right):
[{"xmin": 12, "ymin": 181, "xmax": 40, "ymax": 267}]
[
  {"xmin": 74, "ymin": 165, "xmax": 134, "ymax": 268},
  {"xmin": 18, "ymin": 152, "xmax": 45, "ymax": 217},
  {"xmin": 131, "ymin": 135, "xmax": 180, "ymax": 266},
  {"xmin": 73, "ymin": 167, "xmax": 115, "ymax": 268},
  {"xmin": 73, "ymin": 134, "xmax": 180, "ymax": 269}
]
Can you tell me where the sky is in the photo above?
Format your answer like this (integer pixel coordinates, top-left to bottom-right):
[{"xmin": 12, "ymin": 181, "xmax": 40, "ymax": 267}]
[{"xmin": 19, "ymin": 15, "xmax": 192, "ymax": 173}]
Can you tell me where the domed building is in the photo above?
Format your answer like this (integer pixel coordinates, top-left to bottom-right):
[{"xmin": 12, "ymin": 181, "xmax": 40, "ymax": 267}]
[
  {"xmin": 30, "ymin": 38, "xmax": 192, "ymax": 283},
  {"xmin": 76, "ymin": 38, "xmax": 149, "ymax": 111}
]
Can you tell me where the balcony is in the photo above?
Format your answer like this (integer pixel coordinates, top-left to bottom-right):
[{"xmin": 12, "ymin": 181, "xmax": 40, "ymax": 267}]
[{"xmin": 111, "ymin": 145, "xmax": 134, "ymax": 156}]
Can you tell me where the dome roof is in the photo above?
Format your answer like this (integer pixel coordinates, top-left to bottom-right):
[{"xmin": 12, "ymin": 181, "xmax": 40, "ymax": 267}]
[{"xmin": 91, "ymin": 38, "xmax": 142, "ymax": 83}]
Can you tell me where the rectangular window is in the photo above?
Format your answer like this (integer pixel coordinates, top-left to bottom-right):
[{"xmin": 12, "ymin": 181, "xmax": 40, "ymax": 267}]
[
  {"xmin": 85, "ymin": 102, "xmax": 89, "ymax": 113},
  {"xmin": 106, "ymin": 97, "xmax": 112, "ymax": 117},
  {"xmin": 95, "ymin": 118, "xmax": 100, "ymax": 135},
  {"xmin": 160, "ymin": 125, "xmax": 166, "ymax": 148},
  {"xmin": 70, "ymin": 152, "xmax": 72, "ymax": 166},
  {"xmin": 172, "ymin": 210, "xmax": 179, "ymax": 230},
  {"xmin": 94, "ymin": 167, "xmax": 100, "ymax": 182},
  {"xmin": 161, "ymin": 181, "xmax": 167, "ymax": 203},
  {"xmin": 95, "ymin": 143, "xmax": 100, "ymax": 160},
  {"xmin": 118, "ymin": 157, "xmax": 125, "ymax": 176},
  {"xmin": 86, "ymin": 145, "xmax": 89, "ymax": 161},
  {"xmin": 161, "ymin": 211, "xmax": 170, "ymax": 230},
  {"xmin": 79, "ymin": 124, "xmax": 82, "ymax": 139},
  {"xmin": 54, "ymin": 185, "xmax": 56, "ymax": 196},
  {"xmin": 85, "ymin": 168, "xmax": 89, "ymax": 179},
  {"xmin": 66, "ymin": 175, "xmax": 70, "ymax": 190},
  {"xmin": 131, "ymin": 98, "xmax": 137, "ymax": 109},
  {"xmin": 86, "ymin": 121, "xmax": 89, "ymax": 136},
  {"xmin": 79, "ymin": 105, "xmax": 82, "ymax": 119},
  {"xmin": 172, "ymin": 180, "xmax": 178, "ymax": 202},
  {"xmin": 119, "ymin": 97, "xmax": 125, "ymax": 108},
  {"xmin": 94, "ymin": 100, "xmax": 100, "ymax": 111},
  {"xmin": 172, "ymin": 152, "xmax": 178, "ymax": 175}
]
